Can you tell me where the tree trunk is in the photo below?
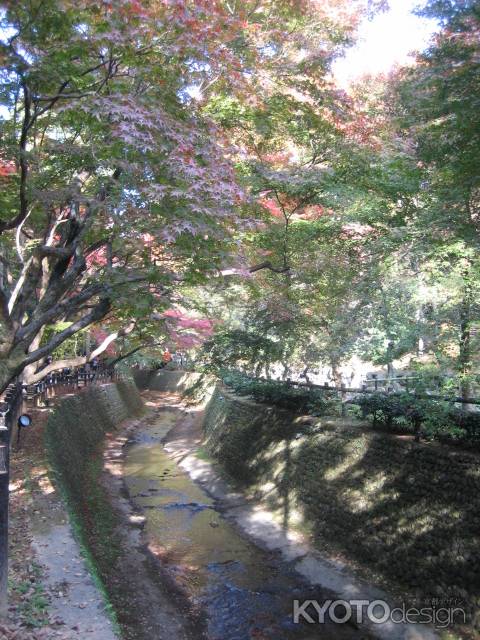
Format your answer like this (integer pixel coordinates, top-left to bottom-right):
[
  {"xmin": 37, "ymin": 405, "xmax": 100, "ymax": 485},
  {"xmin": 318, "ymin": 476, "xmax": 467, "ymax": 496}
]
[
  {"xmin": 0, "ymin": 363, "xmax": 17, "ymax": 396},
  {"xmin": 265, "ymin": 361, "xmax": 271, "ymax": 379},
  {"xmin": 459, "ymin": 280, "xmax": 473, "ymax": 403},
  {"xmin": 21, "ymin": 328, "xmax": 46, "ymax": 386},
  {"xmin": 330, "ymin": 361, "xmax": 342, "ymax": 386},
  {"xmin": 386, "ymin": 340, "xmax": 395, "ymax": 381},
  {"xmin": 0, "ymin": 344, "xmax": 27, "ymax": 395}
]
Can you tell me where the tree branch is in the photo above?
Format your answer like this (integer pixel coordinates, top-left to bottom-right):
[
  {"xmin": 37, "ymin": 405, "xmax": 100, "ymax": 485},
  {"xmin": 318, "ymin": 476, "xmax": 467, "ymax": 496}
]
[
  {"xmin": 25, "ymin": 319, "xmax": 136, "ymax": 384},
  {"xmin": 108, "ymin": 340, "xmax": 163, "ymax": 368},
  {"xmin": 23, "ymin": 298, "xmax": 111, "ymax": 366},
  {"xmin": 249, "ymin": 261, "xmax": 290, "ymax": 274},
  {"xmin": 16, "ymin": 282, "xmax": 106, "ymax": 343},
  {"xmin": 0, "ymin": 81, "xmax": 32, "ymax": 235}
]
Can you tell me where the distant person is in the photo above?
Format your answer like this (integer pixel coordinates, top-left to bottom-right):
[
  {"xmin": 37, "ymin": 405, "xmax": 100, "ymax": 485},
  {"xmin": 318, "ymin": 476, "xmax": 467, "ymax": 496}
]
[{"xmin": 162, "ymin": 349, "xmax": 172, "ymax": 365}]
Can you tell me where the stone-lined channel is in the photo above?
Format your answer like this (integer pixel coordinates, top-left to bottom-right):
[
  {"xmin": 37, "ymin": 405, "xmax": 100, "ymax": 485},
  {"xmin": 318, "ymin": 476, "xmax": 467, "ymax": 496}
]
[{"xmin": 123, "ymin": 407, "xmax": 372, "ymax": 640}]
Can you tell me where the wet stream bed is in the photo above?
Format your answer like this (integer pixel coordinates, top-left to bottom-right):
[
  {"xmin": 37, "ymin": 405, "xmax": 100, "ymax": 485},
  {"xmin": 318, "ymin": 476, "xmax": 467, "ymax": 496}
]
[{"xmin": 123, "ymin": 409, "xmax": 371, "ymax": 640}]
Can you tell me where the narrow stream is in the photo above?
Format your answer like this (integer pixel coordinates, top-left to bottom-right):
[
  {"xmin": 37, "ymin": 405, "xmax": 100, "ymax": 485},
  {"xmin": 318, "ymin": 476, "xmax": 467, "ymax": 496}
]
[{"xmin": 123, "ymin": 409, "xmax": 369, "ymax": 640}]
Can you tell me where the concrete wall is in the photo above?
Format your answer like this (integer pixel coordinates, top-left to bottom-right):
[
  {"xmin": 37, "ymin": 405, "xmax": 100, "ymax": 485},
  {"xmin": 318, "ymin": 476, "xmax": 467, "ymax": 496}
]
[
  {"xmin": 132, "ymin": 369, "xmax": 217, "ymax": 406},
  {"xmin": 46, "ymin": 379, "xmax": 144, "ymax": 500},
  {"xmin": 202, "ymin": 384, "xmax": 480, "ymax": 614},
  {"xmin": 131, "ymin": 369, "xmax": 201, "ymax": 391}
]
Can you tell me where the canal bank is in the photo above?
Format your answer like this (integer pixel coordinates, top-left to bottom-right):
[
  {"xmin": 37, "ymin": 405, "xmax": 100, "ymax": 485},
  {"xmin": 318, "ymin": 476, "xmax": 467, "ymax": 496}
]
[
  {"xmin": 122, "ymin": 391, "xmax": 375, "ymax": 640},
  {"xmin": 43, "ymin": 372, "xmax": 453, "ymax": 639},
  {"xmin": 45, "ymin": 380, "xmax": 199, "ymax": 640},
  {"xmin": 134, "ymin": 370, "xmax": 476, "ymax": 640}
]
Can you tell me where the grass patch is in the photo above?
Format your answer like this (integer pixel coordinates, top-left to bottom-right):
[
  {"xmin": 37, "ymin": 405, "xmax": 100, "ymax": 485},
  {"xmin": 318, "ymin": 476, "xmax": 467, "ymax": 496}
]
[
  {"xmin": 81, "ymin": 457, "xmax": 123, "ymax": 568},
  {"xmin": 195, "ymin": 446, "xmax": 212, "ymax": 461},
  {"xmin": 10, "ymin": 563, "xmax": 50, "ymax": 628}
]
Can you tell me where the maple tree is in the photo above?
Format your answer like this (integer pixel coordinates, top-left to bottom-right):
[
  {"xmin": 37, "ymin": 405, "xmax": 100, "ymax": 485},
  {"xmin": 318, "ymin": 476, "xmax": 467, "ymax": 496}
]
[
  {"xmin": 385, "ymin": 0, "xmax": 480, "ymax": 398},
  {"xmin": 5, "ymin": 0, "xmax": 477, "ymax": 404},
  {"xmin": 0, "ymin": 0, "xmax": 277, "ymax": 391},
  {"xmin": 198, "ymin": 0, "xmax": 480, "ymax": 399},
  {"xmin": 196, "ymin": 0, "xmax": 402, "ymax": 381},
  {"xmin": 0, "ymin": 0, "xmax": 388, "ymax": 392}
]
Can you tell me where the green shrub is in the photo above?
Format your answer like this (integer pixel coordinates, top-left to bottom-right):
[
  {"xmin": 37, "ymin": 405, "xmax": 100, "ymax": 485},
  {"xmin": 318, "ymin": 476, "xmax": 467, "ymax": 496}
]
[
  {"xmin": 451, "ymin": 409, "xmax": 480, "ymax": 441},
  {"xmin": 423, "ymin": 405, "xmax": 480, "ymax": 443},
  {"xmin": 355, "ymin": 393, "xmax": 427, "ymax": 432},
  {"xmin": 221, "ymin": 370, "xmax": 340, "ymax": 415},
  {"xmin": 354, "ymin": 392, "xmax": 480, "ymax": 445}
]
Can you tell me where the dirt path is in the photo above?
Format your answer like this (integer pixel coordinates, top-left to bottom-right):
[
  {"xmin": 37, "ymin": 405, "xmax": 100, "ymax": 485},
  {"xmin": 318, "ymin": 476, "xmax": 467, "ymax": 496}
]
[{"xmin": 8, "ymin": 399, "xmax": 116, "ymax": 640}]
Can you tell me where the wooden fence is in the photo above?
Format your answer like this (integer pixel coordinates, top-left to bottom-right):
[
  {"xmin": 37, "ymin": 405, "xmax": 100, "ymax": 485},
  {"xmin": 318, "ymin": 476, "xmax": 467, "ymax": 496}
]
[{"xmin": 250, "ymin": 374, "xmax": 480, "ymax": 406}]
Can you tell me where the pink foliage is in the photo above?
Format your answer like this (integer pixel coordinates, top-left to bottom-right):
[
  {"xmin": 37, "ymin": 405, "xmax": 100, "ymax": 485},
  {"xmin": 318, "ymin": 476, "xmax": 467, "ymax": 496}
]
[
  {"xmin": 261, "ymin": 152, "xmax": 293, "ymax": 167},
  {"xmin": 161, "ymin": 308, "xmax": 215, "ymax": 350},
  {"xmin": 142, "ymin": 233, "xmax": 155, "ymax": 247},
  {"xmin": 162, "ymin": 309, "xmax": 183, "ymax": 319},
  {"xmin": 86, "ymin": 246, "xmax": 108, "ymax": 269},
  {"xmin": 168, "ymin": 331, "xmax": 202, "ymax": 349},
  {"xmin": 260, "ymin": 198, "xmax": 283, "ymax": 219},
  {"xmin": 0, "ymin": 161, "xmax": 16, "ymax": 177}
]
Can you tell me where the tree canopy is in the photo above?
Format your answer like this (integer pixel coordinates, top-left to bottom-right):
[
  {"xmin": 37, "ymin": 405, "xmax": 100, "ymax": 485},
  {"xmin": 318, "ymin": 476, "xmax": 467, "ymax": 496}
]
[{"xmin": 0, "ymin": 0, "xmax": 478, "ymax": 402}]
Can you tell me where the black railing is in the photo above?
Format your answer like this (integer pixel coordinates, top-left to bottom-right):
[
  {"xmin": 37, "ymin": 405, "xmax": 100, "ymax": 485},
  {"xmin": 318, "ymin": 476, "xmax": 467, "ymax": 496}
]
[
  {"xmin": 0, "ymin": 359, "xmax": 121, "ymax": 614},
  {"xmin": 21, "ymin": 362, "xmax": 119, "ymax": 408}
]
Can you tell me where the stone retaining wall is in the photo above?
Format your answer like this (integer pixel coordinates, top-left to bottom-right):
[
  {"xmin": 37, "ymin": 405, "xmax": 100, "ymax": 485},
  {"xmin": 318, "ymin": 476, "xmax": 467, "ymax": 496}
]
[
  {"xmin": 46, "ymin": 379, "xmax": 144, "ymax": 500},
  {"xmin": 133, "ymin": 370, "xmax": 480, "ymax": 613},
  {"xmin": 132, "ymin": 369, "xmax": 217, "ymax": 405},
  {"xmin": 202, "ymin": 383, "xmax": 480, "ymax": 614},
  {"xmin": 131, "ymin": 369, "xmax": 200, "ymax": 391}
]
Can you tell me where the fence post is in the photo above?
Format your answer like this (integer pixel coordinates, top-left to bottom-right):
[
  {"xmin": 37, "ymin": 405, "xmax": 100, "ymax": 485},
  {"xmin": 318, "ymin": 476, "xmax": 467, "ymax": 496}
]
[{"xmin": 0, "ymin": 382, "xmax": 20, "ymax": 619}]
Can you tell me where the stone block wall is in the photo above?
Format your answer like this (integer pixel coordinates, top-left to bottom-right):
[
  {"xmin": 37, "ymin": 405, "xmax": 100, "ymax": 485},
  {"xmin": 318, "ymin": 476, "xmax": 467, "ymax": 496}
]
[
  {"xmin": 202, "ymin": 384, "xmax": 480, "ymax": 613},
  {"xmin": 46, "ymin": 380, "xmax": 143, "ymax": 501},
  {"xmin": 132, "ymin": 369, "xmax": 217, "ymax": 406}
]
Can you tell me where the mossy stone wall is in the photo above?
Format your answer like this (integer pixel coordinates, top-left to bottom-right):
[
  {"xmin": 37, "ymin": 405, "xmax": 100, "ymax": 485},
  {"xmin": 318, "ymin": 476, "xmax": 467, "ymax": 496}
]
[
  {"xmin": 131, "ymin": 369, "xmax": 201, "ymax": 391},
  {"xmin": 132, "ymin": 369, "xmax": 217, "ymax": 405},
  {"xmin": 46, "ymin": 380, "xmax": 143, "ymax": 500},
  {"xmin": 202, "ymin": 384, "xmax": 480, "ymax": 612}
]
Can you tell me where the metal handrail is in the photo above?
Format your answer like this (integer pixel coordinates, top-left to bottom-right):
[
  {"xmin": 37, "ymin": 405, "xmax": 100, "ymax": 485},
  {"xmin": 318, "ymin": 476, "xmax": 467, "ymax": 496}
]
[{"xmin": 0, "ymin": 360, "xmax": 123, "ymax": 411}]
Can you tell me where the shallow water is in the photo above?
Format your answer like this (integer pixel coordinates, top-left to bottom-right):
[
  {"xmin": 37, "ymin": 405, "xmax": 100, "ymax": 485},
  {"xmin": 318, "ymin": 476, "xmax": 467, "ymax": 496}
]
[{"xmin": 123, "ymin": 410, "xmax": 366, "ymax": 640}]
